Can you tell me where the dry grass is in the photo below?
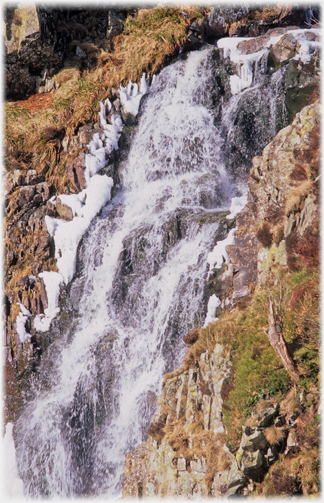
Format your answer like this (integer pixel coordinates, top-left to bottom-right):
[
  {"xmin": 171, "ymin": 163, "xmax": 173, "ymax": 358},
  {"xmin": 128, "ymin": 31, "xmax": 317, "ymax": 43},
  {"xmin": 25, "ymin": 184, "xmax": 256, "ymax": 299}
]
[
  {"xmin": 256, "ymin": 222, "xmax": 273, "ymax": 248},
  {"xmin": 280, "ymin": 388, "xmax": 302, "ymax": 417},
  {"xmin": 264, "ymin": 426, "xmax": 286, "ymax": 445},
  {"xmin": 183, "ymin": 326, "xmax": 200, "ymax": 345},
  {"xmin": 285, "ymin": 180, "xmax": 313, "ymax": 217}
]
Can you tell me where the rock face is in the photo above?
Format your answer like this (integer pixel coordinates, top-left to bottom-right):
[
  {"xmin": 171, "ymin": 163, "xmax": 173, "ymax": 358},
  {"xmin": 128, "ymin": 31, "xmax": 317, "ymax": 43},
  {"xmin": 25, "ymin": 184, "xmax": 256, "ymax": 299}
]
[
  {"xmin": 123, "ymin": 345, "xmax": 246, "ymax": 498},
  {"xmin": 223, "ymin": 101, "xmax": 320, "ymax": 301}
]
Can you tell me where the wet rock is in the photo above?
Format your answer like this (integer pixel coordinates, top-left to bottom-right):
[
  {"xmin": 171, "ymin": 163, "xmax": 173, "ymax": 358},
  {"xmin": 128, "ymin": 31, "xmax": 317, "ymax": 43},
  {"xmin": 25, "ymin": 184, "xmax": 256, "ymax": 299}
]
[{"xmin": 268, "ymin": 33, "xmax": 300, "ymax": 70}]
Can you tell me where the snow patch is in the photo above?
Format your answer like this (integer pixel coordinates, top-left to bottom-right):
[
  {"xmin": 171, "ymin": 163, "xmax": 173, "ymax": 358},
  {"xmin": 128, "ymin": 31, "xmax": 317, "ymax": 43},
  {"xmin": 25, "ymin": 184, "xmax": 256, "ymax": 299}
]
[
  {"xmin": 226, "ymin": 193, "xmax": 247, "ymax": 219},
  {"xmin": 203, "ymin": 294, "xmax": 221, "ymax": 327},
  {"xmin": 207, "ymin": 227, "xmax": 236, "ymax": 273},
  {"xmin": 34, "ymin": 271, "xmax": 63, "ymax": 332},
  {"xmin": 15, "ymin": 303, "xmax": 31, "ymax": 343}
]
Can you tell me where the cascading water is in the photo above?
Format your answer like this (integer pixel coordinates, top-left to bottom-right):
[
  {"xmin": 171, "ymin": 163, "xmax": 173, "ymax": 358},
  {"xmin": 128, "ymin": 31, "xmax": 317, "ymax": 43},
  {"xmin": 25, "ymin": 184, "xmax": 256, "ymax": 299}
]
[{"xmin": 13, "ymin": 44, "xmax": 285, "ymax": 498}]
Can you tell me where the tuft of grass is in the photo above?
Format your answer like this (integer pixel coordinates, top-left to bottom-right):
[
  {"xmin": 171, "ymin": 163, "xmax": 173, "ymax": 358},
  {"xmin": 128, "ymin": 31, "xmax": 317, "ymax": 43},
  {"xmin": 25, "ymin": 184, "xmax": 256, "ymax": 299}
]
[
  {"xmin": 183, "ymin": 326, "xmax": 200, "ymax": 345},
  {"xmin": 264, "ymin": 426, "xmax": 286, "ymax": 445},
  {"xmin": 256, "ymin": 222, "xmax": 273, "ymax": 248},
  {"xmin": 285, "ymin": 180, "xmax": 313, "ymax": 217}
]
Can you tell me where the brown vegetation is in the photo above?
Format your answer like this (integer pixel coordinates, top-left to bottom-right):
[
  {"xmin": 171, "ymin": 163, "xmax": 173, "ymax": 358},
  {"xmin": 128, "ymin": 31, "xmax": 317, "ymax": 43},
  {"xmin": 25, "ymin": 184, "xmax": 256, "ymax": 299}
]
[
  {"xmin": 183, "ymin": 326, "xmax": 200, "ymax": 345},
  {"xmin": 264, "ymin": 426, "xmax": 286, "ymax": 445},
  {"xmin": 256, "ymin": 222, "xmax": 273, "ymax": 248}
]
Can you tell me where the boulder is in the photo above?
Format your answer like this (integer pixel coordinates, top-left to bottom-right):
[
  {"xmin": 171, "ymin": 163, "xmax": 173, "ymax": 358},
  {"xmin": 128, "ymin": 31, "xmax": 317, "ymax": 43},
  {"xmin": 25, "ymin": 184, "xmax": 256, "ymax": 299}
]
[
  {"xmin": 241, "ymin": 429, "xmax": 268, "ymax": 451},
  {"xmin": 241, "ymin": 449, "xmax": 264, "ymax": 478},
  {"xmin": 268, "ymin": 33, "xmax": 300, "ymax": 70}
]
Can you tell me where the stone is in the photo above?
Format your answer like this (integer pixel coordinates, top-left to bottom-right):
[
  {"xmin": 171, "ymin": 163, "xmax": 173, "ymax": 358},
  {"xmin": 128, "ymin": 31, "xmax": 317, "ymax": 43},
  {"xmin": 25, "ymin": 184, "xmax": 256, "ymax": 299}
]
[
  {"xmin": 56, "ymin": 199, "xmax": 73, "ymax": 221},
  {"xmin": 66, "ymin": 155, "xmax": 87, "ymax": 191},
  {"xmin": 107, "ymin": 11, "xmax": 125, "ymax": 39},
  {"xmin": 268, "ymin": 33, "xmax": 300, "ymax": 70},
  {"xmin": 35, "ymin": 235, "xmax": 51, "ymax": 255},
  {"xmin": 76, "ymin": 46, "xmax": 86, "ymax": 59},
  {"xmin": 241, "ymin": 429, "xmax": 268, "ymax": 452},
  {"xmin": 19, "ymin": 186, "xmax": 35, "ymax": 203},
  {"xmin": 25, "ymin": 170, "xmax": 45, "ymax": 185},
  {"xmin": 241, "ymin": 450, "xmax": 264, "ymax": 478},
  {"xmin": 4, "ymin": 5, "xmax": 63, "ymax": 99},
  {"xmin": 257, "ymin": 404, "xmax": 279, "ymax": 427},
  {"xmin": 177, "ymin": 457, "xmax": 186, "ymax": 471},
  {"xmin": 78, "ymin": 125, "xmax": 95, "ymax": 146}
]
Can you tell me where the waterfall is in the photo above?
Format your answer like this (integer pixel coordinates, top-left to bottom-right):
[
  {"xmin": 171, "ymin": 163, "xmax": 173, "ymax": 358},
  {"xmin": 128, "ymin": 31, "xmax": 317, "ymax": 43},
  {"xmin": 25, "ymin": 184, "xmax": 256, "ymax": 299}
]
[{"xmin": 13, "ymin": 45, "xmax": 284, "ymax": 498}]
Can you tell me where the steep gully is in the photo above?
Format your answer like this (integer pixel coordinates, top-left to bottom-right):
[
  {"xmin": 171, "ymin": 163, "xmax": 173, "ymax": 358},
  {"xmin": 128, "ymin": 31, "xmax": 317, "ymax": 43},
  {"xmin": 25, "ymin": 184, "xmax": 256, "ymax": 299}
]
[{"xmin": 9, "ymin": 33, "xmax": 304, "ymax": 498}]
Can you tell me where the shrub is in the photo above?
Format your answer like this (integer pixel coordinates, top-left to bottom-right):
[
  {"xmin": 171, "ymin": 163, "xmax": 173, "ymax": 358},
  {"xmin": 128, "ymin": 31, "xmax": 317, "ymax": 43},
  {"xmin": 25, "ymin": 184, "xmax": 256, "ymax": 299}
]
[
  {"xmin": 148, "ymin": 417, "xmax": 166, "ymax": 442},
  {"xmin": 256, "ymin": 222, "xmax": 273, "ymax": 248},
  {"xmin": 289, "ymin": 163, "xmax": 308, "ymax": 181},
  {"xmin": 183, "ymin": 326, "xmax": 200, "ymax": 345},
  {"xmin": 271, "ymin": 469, "xmax": 301, "ymax": 494}
]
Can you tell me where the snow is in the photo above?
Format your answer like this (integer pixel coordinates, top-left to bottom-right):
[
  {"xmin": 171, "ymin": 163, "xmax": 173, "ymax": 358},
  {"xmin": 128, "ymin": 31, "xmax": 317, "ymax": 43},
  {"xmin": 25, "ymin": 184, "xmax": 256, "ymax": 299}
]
[
  {"xmin": 207, "ymin": 227, "xmax": 236, "ymax": 273},
  {"xmin": 2, "ymin": 423, "xmax": 25, "ymax": 498},
  {"xmin": 226, "ymin": 193, "xmax": 248, "ymax": 219},
  {"xmin": 45, "ymin": 175, "xmax": 113, "ymax": 284},
  {"xmin": 33, "ymin": 271, "xmax": 63, "ymax": 332},
  {"xmin": 15, "ymin": 303, "xmax": 31, "ymax": 343},
  {"xmin": 203, "ymin": 294, "xmax": 221, "ymax": 327}
]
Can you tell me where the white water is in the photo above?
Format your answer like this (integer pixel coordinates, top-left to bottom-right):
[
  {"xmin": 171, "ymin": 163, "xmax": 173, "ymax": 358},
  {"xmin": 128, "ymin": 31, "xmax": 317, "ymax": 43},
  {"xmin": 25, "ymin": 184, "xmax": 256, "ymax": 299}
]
[{"xmin": 13, "ymin": 43, "xmax": 285, "ymax": 498}]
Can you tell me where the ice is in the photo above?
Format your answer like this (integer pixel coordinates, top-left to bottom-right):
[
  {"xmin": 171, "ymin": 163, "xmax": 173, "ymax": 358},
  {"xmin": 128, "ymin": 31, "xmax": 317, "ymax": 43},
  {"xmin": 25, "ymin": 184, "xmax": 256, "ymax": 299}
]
[
  {"xmin": 3, "ymin": 423, "xmax": 25, "ymax": 498},
  {"xmin": 119, "ymin": 73, "xmax": 151, "ymax": 116},
  {"xmin": 203, "ymin": 294, "xmax": 221, "ymax": 327},
  {"xmin": 57, "ymin": 192, "xmax": 86, "ymax": 217},
  {"xmin": 207, "ymin": 227, "xmax": 236, "ymax": 273},
  {"xmin": 34, "ymin": 271, "xmax": 63, "ymax": 332},
  {"xmin": 45, "ymin": 175, "xmax": 114, "ymax": 284},
  {"xmin": 15, "ymin": 303, "xmax": 31, "ymax": 343},
  {"xmin": 226, "ymin": 194, "xmax": 248, "ymax": 219}
]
